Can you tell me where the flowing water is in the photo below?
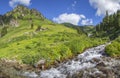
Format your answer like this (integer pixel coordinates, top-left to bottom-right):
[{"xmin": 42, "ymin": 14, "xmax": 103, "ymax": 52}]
[{"xmin": 23, "ymin": 43, "xmax": 120, "ymax": 78}]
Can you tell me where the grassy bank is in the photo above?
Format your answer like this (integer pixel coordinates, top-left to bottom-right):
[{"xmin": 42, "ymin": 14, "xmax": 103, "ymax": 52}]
[{"xmin": 105, "ymin": 36, "xmax": 120, "ymax": 58}]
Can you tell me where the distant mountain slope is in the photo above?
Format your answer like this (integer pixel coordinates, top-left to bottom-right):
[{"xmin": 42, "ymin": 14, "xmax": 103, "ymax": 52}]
[{"xmin": 62, "ymin": 23, "xmax": 95, "ymax": 36}]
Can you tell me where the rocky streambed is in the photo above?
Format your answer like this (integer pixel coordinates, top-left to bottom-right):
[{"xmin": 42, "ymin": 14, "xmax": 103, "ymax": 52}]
[
  {"xmin": 22, "ymin": 43, "xmax": 120, "ymax": 78},
  {"xmin": 1, "ymin": 43, "xmax": 120, "ymax": 78}
]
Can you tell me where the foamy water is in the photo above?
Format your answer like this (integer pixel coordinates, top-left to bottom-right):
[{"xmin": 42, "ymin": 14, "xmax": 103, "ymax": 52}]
[
  {"xmin": 39, "ymin": 44, "xmax": 106, "ymax": 78},
  {"xmin": 23, "ymin": 43, "xmax": 120, "ymax": 78}
]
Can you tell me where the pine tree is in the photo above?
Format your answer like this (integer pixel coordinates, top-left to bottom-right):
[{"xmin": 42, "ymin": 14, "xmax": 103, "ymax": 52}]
[
  {"xmin": 117, "ymin": 10, "xmax": 120, "ymax": 29},
  {"xmin": 1, "ymin": 26, "xmax": 8, "ymax": 37}
]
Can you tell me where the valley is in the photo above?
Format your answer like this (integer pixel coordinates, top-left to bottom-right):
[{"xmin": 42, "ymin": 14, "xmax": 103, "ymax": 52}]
[{"xmin": 0, "ymin": 5, "xmax": 120, "ymax": 78}]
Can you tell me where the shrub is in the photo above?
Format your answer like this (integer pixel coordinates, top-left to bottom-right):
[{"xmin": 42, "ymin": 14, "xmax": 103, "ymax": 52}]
[
  {"xmin": 59, "ymin": 45, "xmax": 72, "ymax": 59},
  {"xmin": 105, "ymin": 37, "xmax": 120, "ymax": 57},
  {"xmin": 9, "ymin": 35, "xmax": 29, "ymax": 43},
  {"xmin": 36, "ymin": 25, "xmax": 41, "ymax": 32},
  {"xmin": 65, "ymin": 39, "xmax": 85, "ymax": 54},
  {"xmin": 22, "ymin": 54, "xmax": 39, "ymax": 65},
  {"xmin": 31, "ymin": 23, "xmax": 34, "ymax": 29},
  {"xmin": 1, "ymin": 26, "xmax": 8, "ymax": 37}
]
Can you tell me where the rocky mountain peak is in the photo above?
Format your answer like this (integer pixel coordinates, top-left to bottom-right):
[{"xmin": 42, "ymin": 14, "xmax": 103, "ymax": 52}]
[
  {"xmin": 5, "ymin": 5, "xmax": 44, "ymax": 19},
  {"xmin": 13, "ymin": 4, "xmax": 29, "ymax": 13},
  {"xmin": 0, "ymin": 5, "xmax": 45, "ymax": 26}
]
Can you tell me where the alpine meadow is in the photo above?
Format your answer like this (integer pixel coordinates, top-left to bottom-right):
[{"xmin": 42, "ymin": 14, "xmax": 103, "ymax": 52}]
[{"xmin": 0, "ymin": 0, "xmax": 120, "ymax": 78}]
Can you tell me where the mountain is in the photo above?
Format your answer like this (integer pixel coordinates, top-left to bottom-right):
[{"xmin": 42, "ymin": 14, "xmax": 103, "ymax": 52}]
[
  {"xmin": 0, "ymin": 5, "xmax": 106, "ymax": 78},
  {"xmin": 0, "ymin": 5, "xmax": 104, "ymax": 65},
  {"xmin": 0, "ymin": 5, "xmax": 44, "ymax": 26}
]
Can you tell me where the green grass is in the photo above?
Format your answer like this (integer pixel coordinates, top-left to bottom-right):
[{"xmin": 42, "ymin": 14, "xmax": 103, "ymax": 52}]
[
  {"xmin": 105, "ymin": 36, "xmax": 120, "ymax": 58},
  {"xmin": 0, "ymin": 17, "xmax": 106, "ymax": 67}
]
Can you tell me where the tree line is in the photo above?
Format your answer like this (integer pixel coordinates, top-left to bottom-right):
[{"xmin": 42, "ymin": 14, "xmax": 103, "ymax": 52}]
[{"xmin": 96, "ymin": 10, "xmax": 120, "ymax": 32}]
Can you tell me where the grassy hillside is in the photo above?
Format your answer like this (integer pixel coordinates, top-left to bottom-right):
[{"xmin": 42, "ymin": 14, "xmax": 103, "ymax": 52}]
[
  {"xmin": 105, "ymin": 36, "xmax": 120, "ymax": 58},
  {"xmin": 0, "ymin": 5, "xmax": 105, "ymax": 68}
]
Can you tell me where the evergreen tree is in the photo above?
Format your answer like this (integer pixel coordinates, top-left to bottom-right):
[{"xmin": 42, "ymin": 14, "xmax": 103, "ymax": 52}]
[
  {"xmin": 96, "ymin": 10, "xmax": 120, "ymax": 32},
  {"xmin": 1, "ymin": 26, "xmax": 8, "ymax": 37},
  {"xmin": 117, "ymin": 10, "xmax": 120, "ymax": 29}
]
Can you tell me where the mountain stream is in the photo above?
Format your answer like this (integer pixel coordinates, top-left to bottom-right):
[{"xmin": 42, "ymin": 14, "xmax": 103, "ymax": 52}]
[{"xmin": 23, "ymin": 43, "xmax": 120, "ymax": 78}]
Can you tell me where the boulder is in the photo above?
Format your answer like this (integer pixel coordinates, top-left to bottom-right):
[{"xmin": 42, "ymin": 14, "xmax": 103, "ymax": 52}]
[{"xmin": 34, "ymin": 59, "xmax": 46, "ymax": 70}]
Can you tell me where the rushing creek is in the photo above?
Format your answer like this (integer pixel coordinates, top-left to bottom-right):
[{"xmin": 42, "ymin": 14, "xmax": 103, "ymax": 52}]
[{"xmin": 23, "ymin": 43, "xmax": 120, "ymax": 78}]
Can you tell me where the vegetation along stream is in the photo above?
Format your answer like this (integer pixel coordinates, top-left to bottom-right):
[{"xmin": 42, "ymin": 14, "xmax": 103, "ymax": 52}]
[{"xmin": 22, "ymin": 42, "xmax": 120, "ymax": 78}]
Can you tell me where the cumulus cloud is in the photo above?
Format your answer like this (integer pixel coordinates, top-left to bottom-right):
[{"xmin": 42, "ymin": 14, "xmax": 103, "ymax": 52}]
[
  {"xmin": 81, "ymin": 19, "xmax": 93, "ymax": 25},
  {"xmin": 53, "ymin": 13, "xmax": 84, "ymax": 25},
  {"xmin": 9, "ymin": 0, "xmax": 31, "ymax": 8},
  {"xmin": 53, "ymin": 13, "xmax": 93, "ymax": 25},
  {"xmin": 89, "ymin": 0, "xmax": 120, "ymax": 16}
]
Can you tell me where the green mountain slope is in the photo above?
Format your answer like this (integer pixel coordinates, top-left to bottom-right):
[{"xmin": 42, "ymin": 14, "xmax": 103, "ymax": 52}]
[
  {"xmin": 0, "ymin": 5, "xmax": 105, "ymax": 68},
  {"xmin": 62, "ymin": 23, "xmax": 95, "ymax": 36}
]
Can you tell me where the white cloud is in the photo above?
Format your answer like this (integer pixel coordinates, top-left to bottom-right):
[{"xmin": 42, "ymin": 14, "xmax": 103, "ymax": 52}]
[
  {"xmin": 9, "ymin": 0, "xmax": 31, "ymax": 8},
  {"xmin": 53, "ymin": 13, "xmax": 85, "ymax": 25},
  {"xmin": 81, "ymin": 19, "xmax": 93, "ymax": 25},
  {"xmin": 53, "ymin": 13, "xmax": 93, "ymax": 25},
  {"xmin": 89, "ymin": 0, "xmax": 120, "ymax": 16}
]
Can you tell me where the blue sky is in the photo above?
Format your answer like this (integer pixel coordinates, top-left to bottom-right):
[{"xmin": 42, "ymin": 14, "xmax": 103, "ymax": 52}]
[{"xmin": 0, "ymin": 0, "xmax": 120, "ymax": 25}]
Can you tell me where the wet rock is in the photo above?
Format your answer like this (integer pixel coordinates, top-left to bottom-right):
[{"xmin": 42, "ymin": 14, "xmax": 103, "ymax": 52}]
[
  {"xmin": 23, "ymin": 72, "xmax": 38, "ymax": 78},
  {"xmin": 90, "ymin": 72, "xmax": 106, "ymax": 78},
  {"xmin": 67, "ymin": 71, "xmax": 84, "ymax": 78},
  {"xmin": 34, "ymin": 59, "xmax": 46, "ymax": 70},
  {"xmin": 0, "ymin": 59, "xmax": 34, "ymax": 78},
  {"xmin": 0, "ymin": 72, "xmax": 10, "ymax": 78},
  {"xmin": 69, "ymin": 69, "xmax": 106, "ymax": 78},
  {"xmin": 54, "ymin": 60, "xmax": 60, "ymax": 65},
  {"xmin": 98, "ymin": 67, "xmax": 115, "ymax": 78},
  {"xmin": 113, "ymin": 65, "xmax": 120, "ymax": 78},
  {"xmin": 35, "ymin": 59, "xmax": 46, "ymax": 66},
  {"xmin": 92, "ymin": 58, "xmax": 100, "ymax": 62},
  {"xmin": 96, "ymin": 62, "xmax": 106, "ymax": 67},
  {"xmin": 90, "ymin": 58, "xmax": 101, "ymax": 63}
]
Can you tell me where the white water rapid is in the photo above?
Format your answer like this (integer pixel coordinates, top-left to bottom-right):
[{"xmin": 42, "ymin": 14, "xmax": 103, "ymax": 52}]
[{"xmin": 23, "ymin": 43, "xmax": 120, "ymax": 78}]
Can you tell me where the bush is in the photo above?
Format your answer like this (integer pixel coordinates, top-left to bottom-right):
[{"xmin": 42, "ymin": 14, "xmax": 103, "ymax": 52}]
[
  {"xmin": 59, "ymin": 45, "xmax": 72, "ymax": 59},
  {"xmin": 22, "ymin": 54, "xmax": 39, "ymax": 65},
  {"xmin": 36, "ymin": 25, "xmax": 41, "ymax": 32},
  {"xmin": 1, "ymin": 27, "xmax": 8, "ymax": 37},
  {"xmin": 105, "ymin": 37, "xmax": 120, "ymax": 57},
  {"xmin": 65, "ymin": 39, "xmax": 85, "ymax": 54},
  {"xmin": 9, "ymin": 35, "xmax": 29, "ymax": 43},
  {"xmin": 22, "ymin": 55, "xmax": 35, "ymax": 65}
]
